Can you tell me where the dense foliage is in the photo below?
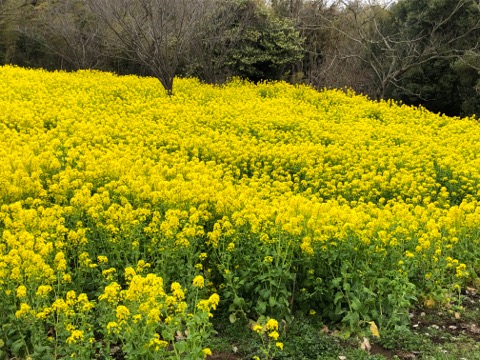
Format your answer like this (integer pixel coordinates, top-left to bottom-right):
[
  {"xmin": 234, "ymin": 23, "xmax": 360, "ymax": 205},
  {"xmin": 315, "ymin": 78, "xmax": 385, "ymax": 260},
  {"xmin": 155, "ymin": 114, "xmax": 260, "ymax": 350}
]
[{"xmin": 1, "ymin": 66, "xmax": 480, "ymax": 358}]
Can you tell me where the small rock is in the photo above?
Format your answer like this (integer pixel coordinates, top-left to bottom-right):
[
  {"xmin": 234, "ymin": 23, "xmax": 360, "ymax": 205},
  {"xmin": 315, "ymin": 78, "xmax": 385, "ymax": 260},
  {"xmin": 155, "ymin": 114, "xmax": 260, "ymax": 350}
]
[
  {"xmin": 397, "ymin": 351, "xmax": 417, "ymax": 359},
  {"xmin": 470, "ymin": 324, "xmax": 480, "ymax": 334},
  {"xmin": 360, "ymin": 337, "xmax": 371, "ymax": 352}
]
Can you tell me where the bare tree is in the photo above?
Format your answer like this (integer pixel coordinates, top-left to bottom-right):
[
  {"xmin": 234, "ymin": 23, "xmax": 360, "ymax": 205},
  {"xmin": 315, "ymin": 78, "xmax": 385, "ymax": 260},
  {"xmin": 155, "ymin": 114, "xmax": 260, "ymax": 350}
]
[
  {"xmin": 294, "ymin": 1, "xmax": 366, "ymax": 89},
  {"xmin": 20, "ymin": 0, "xmax": 106, "ymax": 69},
  {"xmin": 86, "ymin": 0, "xmax": 206, "ymax": 95},
  {"xmin": 0, "ymin": 0, "xmax": 32, "ymax": 64},
  {"xmin": 270, "ymin": 0, "xmax": 304, "ymax": 18},
  {"xmin": 319, "ymin": 0, "xmax": 480, "ymax": 100}
]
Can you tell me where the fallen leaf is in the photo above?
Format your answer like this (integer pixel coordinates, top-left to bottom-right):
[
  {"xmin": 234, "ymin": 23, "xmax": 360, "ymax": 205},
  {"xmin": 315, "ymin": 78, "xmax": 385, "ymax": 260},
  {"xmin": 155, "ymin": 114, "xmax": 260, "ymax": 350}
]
[
  {"xmin": 368, "ymin": 321, "xmax": 380, "ymax": 338},
  {"xmin": 424, "ymin": 297, "xmax": 436, "ymax": 309},
  {"xmin": 338, "ymin": 356, "xmax": 347, "ymax": 360},
  {"xmin": 455, "ymin": 312, "xmax": 461, "ymax": 319},
  {"xmin": 321, "ymin": 325, "xmax": 330, "ymax": 334}
]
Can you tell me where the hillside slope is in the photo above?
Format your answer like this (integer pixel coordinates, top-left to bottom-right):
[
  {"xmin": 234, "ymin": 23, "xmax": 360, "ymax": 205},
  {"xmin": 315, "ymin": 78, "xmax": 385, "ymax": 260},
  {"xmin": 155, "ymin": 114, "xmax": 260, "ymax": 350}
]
[{"xmin": 1, "ymin": 66, "xmax": 480, "ymax": 358}]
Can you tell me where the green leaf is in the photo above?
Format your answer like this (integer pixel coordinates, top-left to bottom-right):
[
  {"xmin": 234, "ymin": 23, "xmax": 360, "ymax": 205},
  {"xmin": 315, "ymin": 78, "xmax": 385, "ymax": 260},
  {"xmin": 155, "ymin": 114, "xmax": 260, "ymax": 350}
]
[
  {"xmin": 233, "ymin": 297, "xmax": 245, "ymax": 307},
  {"xmin": 343, "ymin": 311, "xmax": 360, "ymax": 329},
  {"xmin": 259, "ymin": 288, "xmax": 270, "ymax": 299},
  {"xmin": 256, "ymin": 301, "xmax": 267, "ymax": 315},
  {"xmin": 42, "ymin": 353, "xmax": 55, "ymax": 360},
  {"xmin": 332, "ymin": 277, "xmax": 342, "ymax": 287},
  {"xmin": 161, "ymin": 330, "xmax": 174, "ymax": 341},
  {"xmin": 335, "ymin": 302, "xmax": 346, "ymax": 316},
  {"xmin": 175, "ymin": 341, "xmax": 186, "ymax": 354},
  {"xmin": 11, "ymin": 339, "xmax": 24, "ymax": 355},
  {"xmin": 334, "ymin": 291, "xmax": 344, "ymax": 305},
  {"xmin": 351, "ymin": 297, "xmax": 362, "ymax": 311}
]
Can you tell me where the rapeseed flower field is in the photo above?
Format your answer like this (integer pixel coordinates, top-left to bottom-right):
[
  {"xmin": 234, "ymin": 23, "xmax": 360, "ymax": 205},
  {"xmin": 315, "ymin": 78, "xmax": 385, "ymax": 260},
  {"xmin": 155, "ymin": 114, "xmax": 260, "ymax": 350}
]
[{"xmin": 1, "ymin": 65, "xmax": 480, "ymax": 358}]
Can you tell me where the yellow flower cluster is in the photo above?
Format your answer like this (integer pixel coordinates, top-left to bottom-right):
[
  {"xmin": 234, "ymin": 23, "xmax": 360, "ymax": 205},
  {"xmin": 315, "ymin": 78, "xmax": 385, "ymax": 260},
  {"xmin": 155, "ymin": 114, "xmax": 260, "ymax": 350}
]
[
  {"xmin": 197, "ymin": 293, "xmax": 220, "ymax": 316},
  {"xmin": 252, "ymin": 317, "xmax": 284, "ymax": 354},
  {"xmin": 193, "ymin": 275, "xmax": 205, "ymax": 289},
  {"xmin": 2, "ymin": 65, "xmax": 480, "ymax": 354},
  {"xmin": 98, "ymin": 272, "xmax": 219, "ymax": 354},
  {"xmin": 36, "ymin": 290, "xmax": 94, "ymax": 320}
]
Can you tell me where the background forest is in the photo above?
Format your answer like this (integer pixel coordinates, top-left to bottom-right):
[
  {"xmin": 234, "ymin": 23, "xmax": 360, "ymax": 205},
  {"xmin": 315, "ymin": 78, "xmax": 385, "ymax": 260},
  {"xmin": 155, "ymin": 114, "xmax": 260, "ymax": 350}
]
[{"xmin": 0, "ymin": 0, "xmax": 479, "ymax": 116}]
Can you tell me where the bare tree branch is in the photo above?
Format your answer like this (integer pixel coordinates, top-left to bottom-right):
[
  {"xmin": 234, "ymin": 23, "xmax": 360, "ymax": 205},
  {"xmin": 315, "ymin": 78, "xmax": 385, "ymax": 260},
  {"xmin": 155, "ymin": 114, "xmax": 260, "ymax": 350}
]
[
  {"xmin": 86, "ymin": 0, "xmax": 207, "ymax": 95},
  {"xmin": 316, "ymin": 0, "xmax": 480, "ymax": 100},
  {"xmin": 18, "ymin": 0, "xmax": 106, "ymax": 69}
]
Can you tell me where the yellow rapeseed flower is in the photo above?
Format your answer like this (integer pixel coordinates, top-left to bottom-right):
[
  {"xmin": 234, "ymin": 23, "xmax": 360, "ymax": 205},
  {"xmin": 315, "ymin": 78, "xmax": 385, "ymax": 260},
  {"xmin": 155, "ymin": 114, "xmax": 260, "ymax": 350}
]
[
  {"xmin": 106, "ymin": 321, "xmax": 118, "ymax": 334},
  {"xmin": 253, "ymin": 324, "xmax": 263, "ymax": 333},
  {"xmin": 15, "ymin": 303, "xmax": 32, "ymax": 318},
  {"xmin": 202, "ymin": 348, "xmax": 212, "ymax": 357},
  {"xmin": 265, "ymin": 319, "xmax": 278, "ymax": 331},
  {"xmin": 268, "ymin": 331, "xmax": 279, "ymax": 340},
  {"xmin": 115, "ymin": 305, "xmax": 130, "ymax": 323},
  {"xmin": 97, "ymin": 256, "xmax": 108, "ymax": 264},
  {"xmin": 192, "ymin": 275, "xmax": 205, "ymax": 289},
  {"xmin": 66, "ymin": 329, "xmax": 84, "ymax": 344},
  {"xmin": 16, "ymin": 285, "xmax": 27, "ymax": 298},
  {"xmin": 36, "ymin": 285, "xmax": 53, "ymax": 297}
]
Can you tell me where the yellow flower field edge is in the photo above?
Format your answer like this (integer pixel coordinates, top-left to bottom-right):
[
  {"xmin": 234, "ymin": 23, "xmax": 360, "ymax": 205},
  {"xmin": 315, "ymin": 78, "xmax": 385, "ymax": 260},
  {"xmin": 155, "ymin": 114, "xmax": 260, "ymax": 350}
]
[{"xmin": 1, "ymin": 65, "xmax": 480, "ymax": 358}]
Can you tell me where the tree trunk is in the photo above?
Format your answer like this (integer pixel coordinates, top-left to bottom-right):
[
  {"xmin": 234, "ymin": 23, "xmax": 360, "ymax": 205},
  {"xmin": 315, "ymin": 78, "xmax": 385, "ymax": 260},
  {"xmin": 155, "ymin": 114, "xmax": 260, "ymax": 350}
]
[{"xmin": 159, "ymin": 75, "xmax": 174, "ymax": 96}]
